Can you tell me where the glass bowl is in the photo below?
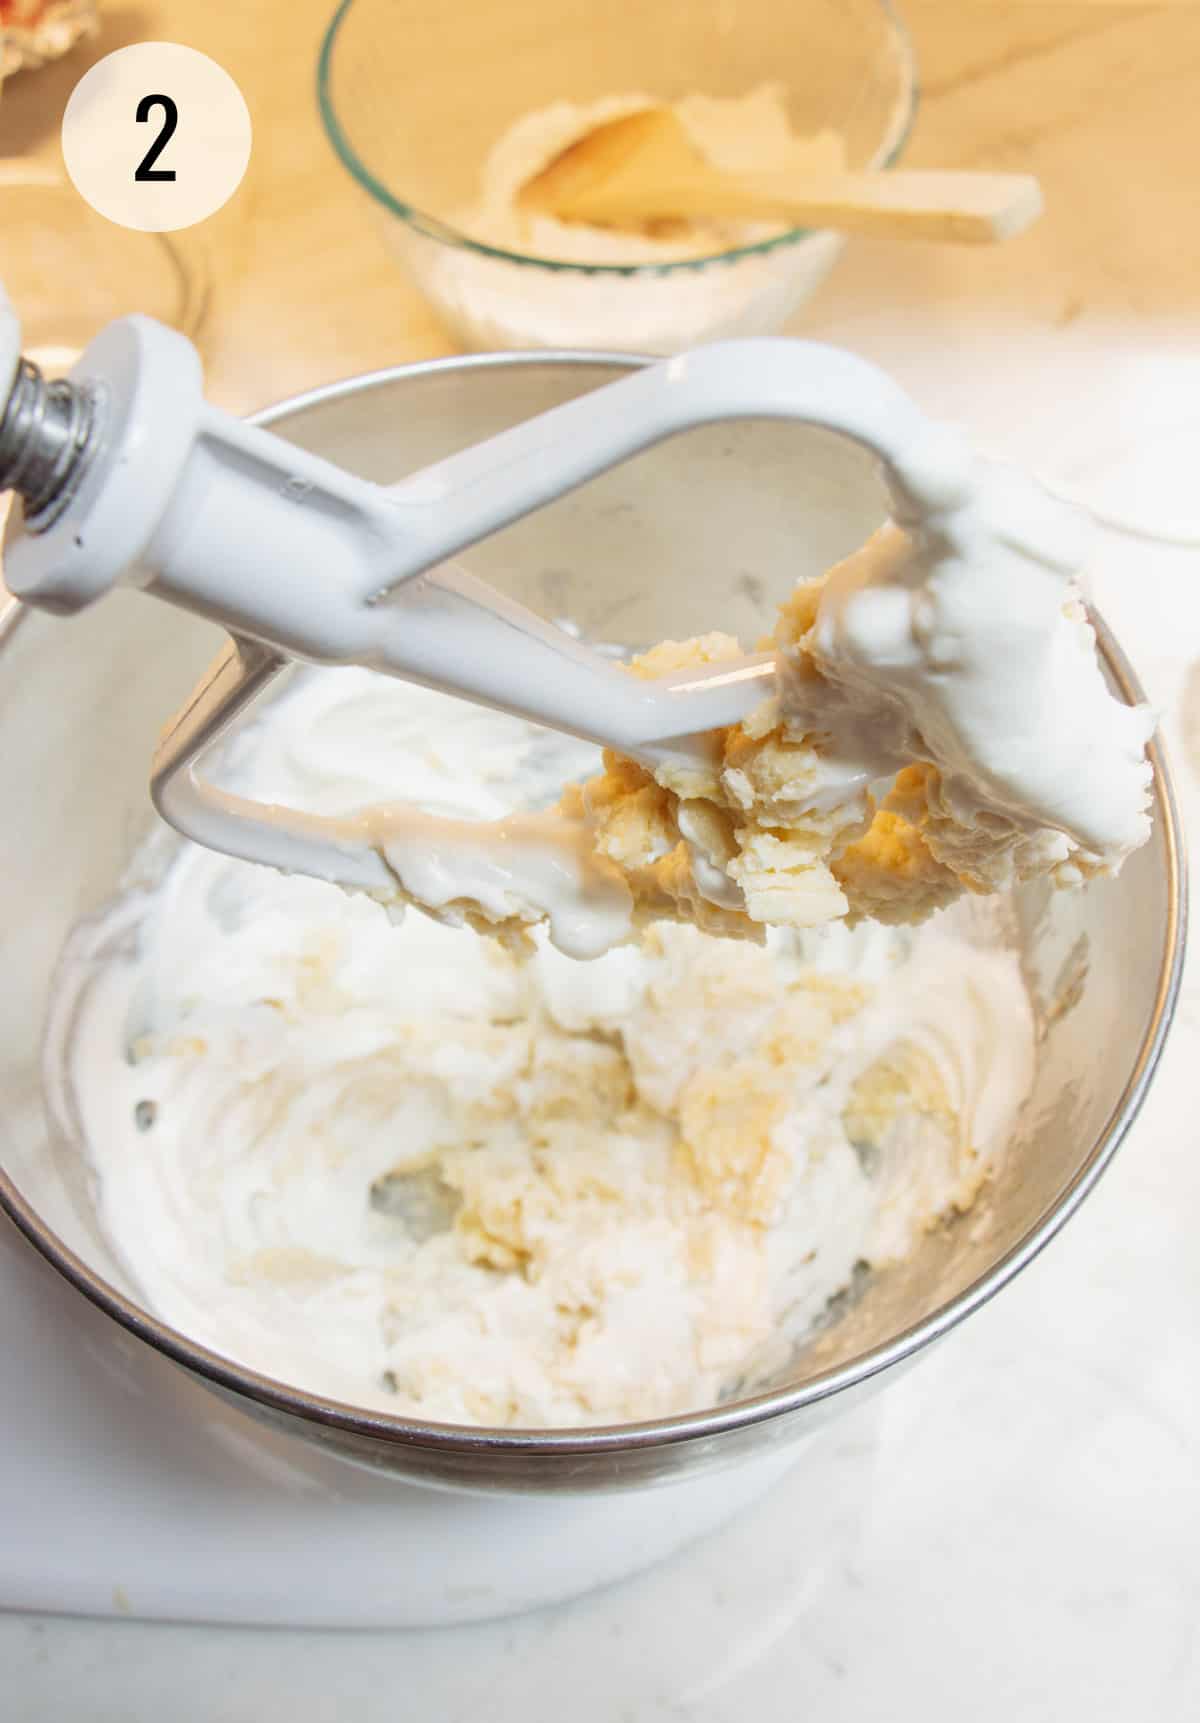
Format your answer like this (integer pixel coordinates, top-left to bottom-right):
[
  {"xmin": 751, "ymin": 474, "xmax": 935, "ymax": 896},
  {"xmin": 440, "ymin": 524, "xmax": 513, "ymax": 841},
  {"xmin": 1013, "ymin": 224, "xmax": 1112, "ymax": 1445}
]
[
  {"xmin": 0, "ymin": 168, "xmax": 208, "ymax": 374},
  {"xmin": 317, "ymin": 0, "xmax": 916, "ymax": 353}
]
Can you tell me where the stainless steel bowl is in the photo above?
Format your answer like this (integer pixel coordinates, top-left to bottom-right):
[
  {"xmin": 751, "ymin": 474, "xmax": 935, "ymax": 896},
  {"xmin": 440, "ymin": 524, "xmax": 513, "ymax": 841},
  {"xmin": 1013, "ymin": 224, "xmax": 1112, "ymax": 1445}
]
[{"xmin": 0, "ymin": 354, "xmax": 1185, "ymax": 1494}]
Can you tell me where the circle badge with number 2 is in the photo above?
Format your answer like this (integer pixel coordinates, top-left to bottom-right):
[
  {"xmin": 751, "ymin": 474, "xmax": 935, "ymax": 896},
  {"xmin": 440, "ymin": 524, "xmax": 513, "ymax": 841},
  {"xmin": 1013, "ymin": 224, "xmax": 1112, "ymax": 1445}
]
[{"xmin": 62, "ymin": 43, "xmax": 252, "ymax": 233}]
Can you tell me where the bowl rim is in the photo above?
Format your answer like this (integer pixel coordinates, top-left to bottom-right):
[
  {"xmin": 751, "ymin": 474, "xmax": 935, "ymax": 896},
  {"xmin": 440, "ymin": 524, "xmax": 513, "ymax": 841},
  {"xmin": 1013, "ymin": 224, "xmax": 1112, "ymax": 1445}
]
[
  {"xmin": 315, "ymin": 0, "xmax": 919, "ymax": 277},
  {"xmin": 0, "ymin": 347, "xmax": 1187, "ymax": 1459}
]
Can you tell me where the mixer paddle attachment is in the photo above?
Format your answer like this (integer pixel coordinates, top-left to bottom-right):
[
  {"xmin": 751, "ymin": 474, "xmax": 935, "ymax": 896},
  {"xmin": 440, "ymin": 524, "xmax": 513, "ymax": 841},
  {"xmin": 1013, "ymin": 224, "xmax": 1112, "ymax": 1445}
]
[{"xmin": 0, "ymin": 282, "xmax": 972, "ymax": 890}]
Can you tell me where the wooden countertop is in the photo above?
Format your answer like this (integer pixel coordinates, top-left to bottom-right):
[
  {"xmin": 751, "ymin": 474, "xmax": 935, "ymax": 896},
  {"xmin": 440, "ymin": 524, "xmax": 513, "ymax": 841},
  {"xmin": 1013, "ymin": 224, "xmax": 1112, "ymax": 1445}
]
[{"xmin": 2, "ymin": 2, "xmax": 1198, "ymax": 411}]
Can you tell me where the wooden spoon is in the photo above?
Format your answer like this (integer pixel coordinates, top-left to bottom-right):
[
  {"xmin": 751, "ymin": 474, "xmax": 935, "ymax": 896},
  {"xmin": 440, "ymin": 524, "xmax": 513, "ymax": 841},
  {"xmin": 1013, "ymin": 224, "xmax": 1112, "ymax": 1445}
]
[{"xmin": 518, "ymin": 107, "xmax": 1043, "ymax": 244}]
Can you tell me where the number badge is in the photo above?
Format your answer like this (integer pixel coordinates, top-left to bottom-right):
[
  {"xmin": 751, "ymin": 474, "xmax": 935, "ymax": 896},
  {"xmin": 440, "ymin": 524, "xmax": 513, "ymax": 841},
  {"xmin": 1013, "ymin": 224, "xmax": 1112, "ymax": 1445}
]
[
  {"xmin": 62, "ymin": 43, "xmax": 252, "ymax": 233},
  {"xmin": 134, "ymin": 95, "xmax": 180, "ymax": 183}
]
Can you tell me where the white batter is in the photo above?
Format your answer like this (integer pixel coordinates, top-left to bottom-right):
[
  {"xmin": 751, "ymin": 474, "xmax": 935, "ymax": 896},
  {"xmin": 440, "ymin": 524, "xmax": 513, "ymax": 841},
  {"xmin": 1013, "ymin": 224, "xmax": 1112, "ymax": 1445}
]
[
  {"xmin": 57, "ymin": 672, "xmax": 1035, "ymax": 1427},
  {"xmin": 51, "ymin": 369, "xmax": 1156, "ymax": 1428}
]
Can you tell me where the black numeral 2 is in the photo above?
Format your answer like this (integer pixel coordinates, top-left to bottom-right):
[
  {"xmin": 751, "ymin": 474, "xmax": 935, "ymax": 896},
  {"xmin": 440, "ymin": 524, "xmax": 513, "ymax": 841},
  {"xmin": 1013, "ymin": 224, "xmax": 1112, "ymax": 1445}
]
[{"xmin": 134, "ymin": 94, "xmax": 178, "ymax": 182}]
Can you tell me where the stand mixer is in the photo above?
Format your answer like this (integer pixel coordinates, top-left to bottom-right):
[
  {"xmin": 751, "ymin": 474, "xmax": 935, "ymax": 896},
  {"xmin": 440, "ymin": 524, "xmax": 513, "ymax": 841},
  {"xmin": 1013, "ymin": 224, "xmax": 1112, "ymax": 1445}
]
[{"xmin": 0, "ymin": 288, "xmax": 1183, "ymax": 1628}]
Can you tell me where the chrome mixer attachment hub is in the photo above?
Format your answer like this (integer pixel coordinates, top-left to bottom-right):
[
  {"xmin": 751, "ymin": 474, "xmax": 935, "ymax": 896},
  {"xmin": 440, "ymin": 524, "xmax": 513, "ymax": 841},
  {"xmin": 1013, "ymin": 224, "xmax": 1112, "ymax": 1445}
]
[{"xmin": 0, "ymin": 357, "xmax": 99, "ymax": 529}]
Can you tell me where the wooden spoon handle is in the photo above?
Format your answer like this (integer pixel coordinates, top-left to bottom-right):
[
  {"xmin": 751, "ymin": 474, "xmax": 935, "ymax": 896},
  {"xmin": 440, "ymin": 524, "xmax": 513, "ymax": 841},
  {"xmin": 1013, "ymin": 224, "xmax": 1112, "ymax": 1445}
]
[
  {"xmin": 737, "ymin": 169, "xmax": 1043, "ymax": 242},
  {"xmin": 567, "ymin": 170, "xmax": 1045, "ymax": 244}
]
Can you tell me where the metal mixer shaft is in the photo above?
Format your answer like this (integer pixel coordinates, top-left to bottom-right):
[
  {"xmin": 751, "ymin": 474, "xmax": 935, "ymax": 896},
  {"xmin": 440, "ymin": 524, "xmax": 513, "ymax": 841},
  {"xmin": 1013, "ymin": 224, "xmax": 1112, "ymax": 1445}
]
[{"xmin": 0, "ymin": 356, "xmax": 98, "ymax": 529}]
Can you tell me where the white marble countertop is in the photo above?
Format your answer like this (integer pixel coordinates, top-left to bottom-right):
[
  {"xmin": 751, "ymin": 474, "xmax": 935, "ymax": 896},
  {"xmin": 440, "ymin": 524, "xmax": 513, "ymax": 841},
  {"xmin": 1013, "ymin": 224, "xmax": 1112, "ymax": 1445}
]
[
  {"xmin": 5, "ymin": 1122, "xmax": 1199, "ymax": 1721},
  {"xmin": 4, "ymin": 3, "xmax": 1200, "ymax": 1716}
]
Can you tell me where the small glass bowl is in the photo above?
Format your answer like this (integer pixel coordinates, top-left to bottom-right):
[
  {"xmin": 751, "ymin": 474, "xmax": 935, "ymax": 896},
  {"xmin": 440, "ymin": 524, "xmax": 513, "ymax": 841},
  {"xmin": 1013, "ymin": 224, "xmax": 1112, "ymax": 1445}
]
[
  {"xmin": 0, "ymin": 168, "xmax": 208, "ymax": 373},
  {"xmin": 318, "ymin": 0, "xmax": 916, "ymax": 354}
]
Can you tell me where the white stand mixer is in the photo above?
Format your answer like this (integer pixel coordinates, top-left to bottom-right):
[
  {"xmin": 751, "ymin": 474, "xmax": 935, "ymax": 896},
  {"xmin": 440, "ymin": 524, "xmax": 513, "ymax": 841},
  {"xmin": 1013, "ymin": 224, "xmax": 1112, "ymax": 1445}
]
[
  {"xmin": 0, "ymin": 268, "xmax": 1185, "ymax": 1633},
  {"xmin": 1, "ymin": 287, "xmax": 1088, "ymax": 1626}
]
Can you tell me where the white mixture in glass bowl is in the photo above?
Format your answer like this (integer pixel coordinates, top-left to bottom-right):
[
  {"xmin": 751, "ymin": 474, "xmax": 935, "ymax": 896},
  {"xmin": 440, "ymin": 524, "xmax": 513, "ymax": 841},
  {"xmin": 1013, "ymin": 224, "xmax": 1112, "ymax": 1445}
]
[{"xmin": 404, "ymin": 85, "xmax": 851, "ymax": 353}]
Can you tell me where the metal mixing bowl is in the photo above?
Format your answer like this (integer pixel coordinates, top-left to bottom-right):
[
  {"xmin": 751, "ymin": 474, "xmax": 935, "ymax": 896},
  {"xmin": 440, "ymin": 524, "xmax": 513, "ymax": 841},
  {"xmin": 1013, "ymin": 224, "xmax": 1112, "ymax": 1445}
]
[{"xmin": 0, "ymin": 353, "xmax": 1185, "ymax": 1494}]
